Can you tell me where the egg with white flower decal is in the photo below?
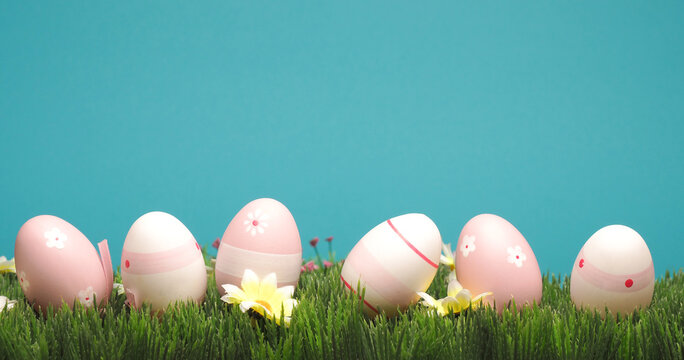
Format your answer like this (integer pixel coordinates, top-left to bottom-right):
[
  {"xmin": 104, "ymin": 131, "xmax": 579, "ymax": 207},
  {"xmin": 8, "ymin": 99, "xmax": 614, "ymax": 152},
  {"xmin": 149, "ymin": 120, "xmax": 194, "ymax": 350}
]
[
  {"xmin": 215, "ymin": 198, "xmax": 302, "ymax": 294},
  {"xmin": 454, "ymin": 214, "xmax": 542, "ymax": 313},
  {"xmin": 14, "ymin": 215, "xmax": 113, "ymax": 313},
  {"xmin": 121, "ymin": 211, "xmax": 207, "ymax": 312},
  {"xmin": 570, "ymin": 225, "xmax": 654, "ymax": 317},
  {"xmin": 340, "ymin": 213, "xmax": 442, "ymax": 317}
]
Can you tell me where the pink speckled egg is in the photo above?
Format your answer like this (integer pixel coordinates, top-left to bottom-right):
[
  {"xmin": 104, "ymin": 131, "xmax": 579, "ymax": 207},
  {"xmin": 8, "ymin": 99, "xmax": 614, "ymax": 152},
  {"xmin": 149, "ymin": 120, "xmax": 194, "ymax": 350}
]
[
  {"xmin": 340, "ymin": 213, "xmax": 442, "ymax": 317},
  {"xmin": 455, "ymin": 214, "xmax": 542, "ymax": 312},
  {"xmin": 14, "ymin": 215, "xmax": 113, "ymax": 313},
  {"xmin": 215, "ymin": 198, "xmax": 302, "ymax": 294},
  {"xmin": 570, "ymin": 225, "xmax": 654, "ymax": 317},
  {"xmin": 121, "ymin": 212, "xmax": 207, "ymax": 312}
]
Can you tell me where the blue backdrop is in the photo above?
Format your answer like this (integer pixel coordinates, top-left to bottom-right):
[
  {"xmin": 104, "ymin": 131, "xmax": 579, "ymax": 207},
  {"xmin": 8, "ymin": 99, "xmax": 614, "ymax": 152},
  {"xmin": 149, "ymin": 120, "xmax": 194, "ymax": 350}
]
[{"xmin": 1, "ymin": 2, "xmax": 682, "ymax": 276}]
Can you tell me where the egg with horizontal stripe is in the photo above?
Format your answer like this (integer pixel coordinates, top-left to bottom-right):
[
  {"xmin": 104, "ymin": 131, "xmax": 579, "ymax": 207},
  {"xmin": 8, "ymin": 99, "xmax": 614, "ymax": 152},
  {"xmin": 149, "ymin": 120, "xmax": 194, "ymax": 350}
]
[
  {"xmin": 570, "ymin": 225, "xmax": 654, "ymax": 317},
  {"xmin": 14, "ymin": 215, "xmax": 113, "ymax": 313},
  {"xmin": 215, "ymin": 198, "xmax": 302, "ymax": 293},
  {"xmin": 121, "ymin": 211, "xmax": 207, "ymax": 312},
  {"xmin": 340, "ymin": 213, "xmax": 442, "ymax": 317},
  {"xmin": 455, "ymin": 214, "xmax": 542, "ymax": 313}
]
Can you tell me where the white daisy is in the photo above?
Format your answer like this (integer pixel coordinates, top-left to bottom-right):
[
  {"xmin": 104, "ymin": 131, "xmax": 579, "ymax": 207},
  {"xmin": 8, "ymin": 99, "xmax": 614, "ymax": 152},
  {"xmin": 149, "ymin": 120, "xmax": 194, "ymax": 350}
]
[
  {"xmin": 460, "ymin": 235, "xmax": 476, "ymax": 257},
  {"xmin": 506, "ymin": 246, "xmax": 527, "ymax": 268},
  {"xmin": 113, "ymin": 283, "xmax": 126, "ymax": 296},
  {"xmin": 439, "ymin": 243, "xmax": 456, "ymax": 270},
  {"xmin": 0, "ymin": 256, "xmax": 15, "ymax": 274},
  {"xmin": 243, "ymin": 209, "xmax": 269, "ymax": 237},
  {"xmin": 44, "ymin": 227, "xmax": 67, "ymax": 249},
  {"xmin": 0, "ymin": 296, "xmax": 17, "ymax": 313},
  {"xmin": 78, "ymin": 286, "xmax": 95, "ymax": 307}
]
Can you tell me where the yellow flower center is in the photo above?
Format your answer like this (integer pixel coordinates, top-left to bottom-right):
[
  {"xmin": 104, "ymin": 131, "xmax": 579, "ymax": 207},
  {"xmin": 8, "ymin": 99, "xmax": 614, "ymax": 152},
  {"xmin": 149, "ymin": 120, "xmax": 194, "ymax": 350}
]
[{"xmin": 256, "ymin": 300, "xmax": 273, "ymax": 313}]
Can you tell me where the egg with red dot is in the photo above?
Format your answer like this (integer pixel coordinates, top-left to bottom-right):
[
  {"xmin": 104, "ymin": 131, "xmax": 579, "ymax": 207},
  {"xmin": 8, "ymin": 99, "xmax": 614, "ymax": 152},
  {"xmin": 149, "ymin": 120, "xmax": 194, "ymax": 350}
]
[
  {"xmin": 121, "ymin": 211, "xmax": 207, "ymax": 313},
  {"xmin": 570, "ymin": 225, "xmax": 655, "ymax": 317}
]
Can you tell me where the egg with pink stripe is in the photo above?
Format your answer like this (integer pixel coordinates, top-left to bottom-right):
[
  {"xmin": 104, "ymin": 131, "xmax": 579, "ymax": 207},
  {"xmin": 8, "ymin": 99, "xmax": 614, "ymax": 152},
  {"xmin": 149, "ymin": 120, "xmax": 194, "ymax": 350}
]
[
  {"xmin": 570, "ymin": 225, "xmax": 654, "ymax": 317},
  {"xmin": 340, "ymin": 213, "xmax": 442, "ymax": 317},
  {"xmin": 455, "ymin": 214, "xmax": 542, "ymax": 313},
  {"xmin": 215, "ymin": 198, "xmax": 302, "ymax": 294},
  {"xmin": 14, "ymin": 215, "xmax": 114, "ymax": 313},
  {"xmin": 121, "ymin": 212, "xmax": 207, "ymax": 312}
]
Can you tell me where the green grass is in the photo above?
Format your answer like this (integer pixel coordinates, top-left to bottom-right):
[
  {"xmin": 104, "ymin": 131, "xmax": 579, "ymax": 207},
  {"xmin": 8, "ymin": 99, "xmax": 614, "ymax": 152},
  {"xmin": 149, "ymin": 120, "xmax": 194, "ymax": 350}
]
[{"xmin": 0, "ymin": 261, "xmax": 681, "ymax": 359}]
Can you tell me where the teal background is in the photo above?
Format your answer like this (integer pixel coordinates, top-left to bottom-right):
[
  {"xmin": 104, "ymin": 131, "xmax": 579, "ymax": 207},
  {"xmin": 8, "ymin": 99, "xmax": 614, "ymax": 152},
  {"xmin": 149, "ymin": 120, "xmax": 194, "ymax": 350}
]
[{"xmin": 1, "ymin": 2, "xmax": 682, "ymax": 276}]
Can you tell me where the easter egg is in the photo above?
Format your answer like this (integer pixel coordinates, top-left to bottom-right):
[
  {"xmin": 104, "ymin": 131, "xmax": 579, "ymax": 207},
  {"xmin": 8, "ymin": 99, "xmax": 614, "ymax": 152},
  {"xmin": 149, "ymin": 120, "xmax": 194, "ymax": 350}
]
[
  {"xmin": 14, "ymin": 215, "xmax": 113, "ymax": 312},
  {"xmin": 454, "ymin": 214, "xmax": 542, "ymax": 312},
  {"xmin": 570, "ymin": 225, "xmax": 654, "ymax": 316},
  {"xmin": 340, "ymin": 213, "xmax": 442, "ymax": 317},
  {"xmin": 215, "ymin": 198, "xmax": 302, "ymax": 294},
  {"xmin": 121, "ymin": 212, "xmax": 207, "ymax": 311}
]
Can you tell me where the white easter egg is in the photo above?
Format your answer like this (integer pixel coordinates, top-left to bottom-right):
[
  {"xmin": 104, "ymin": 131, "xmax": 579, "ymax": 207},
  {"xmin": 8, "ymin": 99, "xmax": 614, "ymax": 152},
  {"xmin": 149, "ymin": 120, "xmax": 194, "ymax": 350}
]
[
  {"xmin": 340, "ymin": 213, "xmax": 442, "ymax": 317},
  {"xmin": 121, "ymin": 211, "xmax": 207, "ymax": 312},
  {"xmin": 570, "ymin": 225, "xmax": 654, "ymax": 316}
]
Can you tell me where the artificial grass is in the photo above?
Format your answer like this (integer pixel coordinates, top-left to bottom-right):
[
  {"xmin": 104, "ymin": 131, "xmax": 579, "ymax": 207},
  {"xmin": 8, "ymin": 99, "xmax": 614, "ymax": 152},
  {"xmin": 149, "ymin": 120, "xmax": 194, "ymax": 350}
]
[{"xmin": 0, "ymin": 259, "xmax": 681, "ymax": 359}]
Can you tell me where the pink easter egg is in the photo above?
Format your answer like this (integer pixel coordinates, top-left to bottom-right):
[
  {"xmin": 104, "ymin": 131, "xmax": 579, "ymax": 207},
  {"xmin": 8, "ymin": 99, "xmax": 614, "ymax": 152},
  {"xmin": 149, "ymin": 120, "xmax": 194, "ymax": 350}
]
[
  {"xmin": 455, "ymin": 214, "xmax": 542, "ymax": 312},
  {"xmin": 215, "ymin": 198, "xmax": 302, "ymax": 293},
  {"xmin": 121, "ymin": 211, "xmax": 207, "ymax": 312},
  {"xmin": 14, "ymin": 215, "xmax": 113, "ymax": 313},
  {"xmin": 340, "ymin": 213, "xmax": 442, "ymax": 317},
  {"xmin": 570, "ymin": 225, "xmax": 654, "ymax": 317}
]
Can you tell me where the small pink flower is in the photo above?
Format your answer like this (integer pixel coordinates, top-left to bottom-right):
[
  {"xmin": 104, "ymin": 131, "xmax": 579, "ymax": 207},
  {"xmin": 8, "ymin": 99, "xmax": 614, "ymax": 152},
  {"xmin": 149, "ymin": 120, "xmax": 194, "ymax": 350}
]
[
  {"xmin": 326, "ymin": 236, "xmax": 333, "ymax": 242},
  {"xmin": 212, "ymin": 238, "xmax": 221, "ymax": 249},
  {"xmin": 309, "ymin": 237, "xmax": 319, "ymax": 247},
  {"xmin": 323, "ymin": 260, "xmax": 333, "ymax": 268},
  {"xmin": 300, "ymin": 260, "xmax": 319, "ymax": 272}
]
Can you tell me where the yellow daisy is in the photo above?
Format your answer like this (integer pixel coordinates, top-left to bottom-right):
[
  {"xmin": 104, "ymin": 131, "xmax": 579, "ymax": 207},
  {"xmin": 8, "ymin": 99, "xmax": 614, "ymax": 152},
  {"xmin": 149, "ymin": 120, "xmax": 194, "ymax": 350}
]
[
  {"xmin": 0, "ymin": 256, "xmax": 15, "ymax": 274},
  {"xmin": 417, "ymin": 271, "xmax": 492, "ymax": 316},
  {"xmin": 439, "ymin": 243, "xmax": 455, "ymax": 271},
  {"xmin": 220, "ymin": 269, "xmax": 298, "ymax": 326}
]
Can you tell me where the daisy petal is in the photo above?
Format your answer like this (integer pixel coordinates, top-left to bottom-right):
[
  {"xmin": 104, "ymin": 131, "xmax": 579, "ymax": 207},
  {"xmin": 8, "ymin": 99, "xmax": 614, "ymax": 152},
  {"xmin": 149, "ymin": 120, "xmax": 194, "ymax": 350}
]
[
  {"xmin": 241, "ymin": 270, "xmax": 261, "ymax": 295},
  {"xmin": 417, "ymin": 292, "xmax": 438, "ymax": 306},
  {"xmin": 442, "ymin": 243, "xmax": 452, "ymax": 257},
  {"xmin": 276, "ymin": 285, "xmax": 295, "ymax": 299},
  {"xmin": 280, "ymin": 298, "xmax": 298, "ymax": 316},
  {"xmin": 238, "ymin": 300, "xmax": 258, "ymax": 313},
  {"xmin": 472, "ymin": 292, "xmax": 493, "ymax": 304},
  {"xmin": 440, "ymin": 255, "xmax": 453, "ymax": 266},
  {"xmin": 441, "ymin": 296, "xmax": 465, "ymax": 314},
  {"xmin": 447, "ymin": 279, "xmax": 464, "ymax": 297},
  {"xmin": 259, "ymin": 273, "xmax": 278, "ymax": 298}
]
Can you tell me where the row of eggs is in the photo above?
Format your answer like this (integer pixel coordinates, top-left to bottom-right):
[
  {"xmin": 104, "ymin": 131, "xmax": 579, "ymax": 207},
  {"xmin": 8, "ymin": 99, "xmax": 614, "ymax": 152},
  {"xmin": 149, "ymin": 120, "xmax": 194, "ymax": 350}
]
[{"xmin": 13, "ymin": 198, "xmax": 654, "ymax": 317}]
